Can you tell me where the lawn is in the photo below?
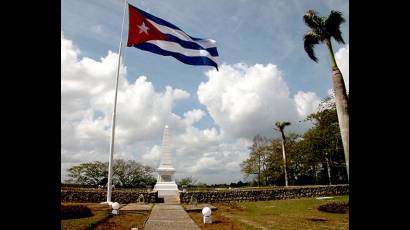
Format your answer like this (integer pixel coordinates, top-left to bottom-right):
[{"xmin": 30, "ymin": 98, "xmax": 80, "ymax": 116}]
[
  {"xmin": 62, "ymin": 196, "xmax": 348, "ymax": 229},
  {"xmin": 61, "ymin": 203, "xmax": 112, "ymax": 230},
  {"xmin": 211, "ymin": 195, "xmax": 349, "ymax": 230},
  {"xmin": 187, "ymin": 208, "xmax": 244, "ymax": 229},
  {"xmin": 61, "ymin": 202, "xmax": 150, "ymax": 230},
  {"xmin": 94, "ymin": 211, "xmax": 150, "ymax": 230}
]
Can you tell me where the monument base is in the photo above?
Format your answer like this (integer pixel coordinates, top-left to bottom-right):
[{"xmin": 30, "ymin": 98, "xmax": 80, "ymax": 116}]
[
  {"xmin": 154, "ymin": 182, "xmax": 179, "ymax": 197},
  {"xmin": 100, "ymin": 201, "xmax": 113, "ymax": 206}
]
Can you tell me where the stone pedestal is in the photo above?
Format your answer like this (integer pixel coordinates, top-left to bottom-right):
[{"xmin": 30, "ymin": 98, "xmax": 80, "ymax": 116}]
[
  {"xmin": 203, "ymin": 215, "xmax": 212, "ymax": 224},
  {"xmin": 154, "ymin": 167, "xmax": 178, "ymax": 197},
  {"xmin": 154, "ymin": 182, "xmax": 178, "ymax": 197}
]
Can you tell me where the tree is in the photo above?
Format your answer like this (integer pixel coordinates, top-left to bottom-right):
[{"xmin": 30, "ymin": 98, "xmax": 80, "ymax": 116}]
[
  {"xmin": 240, "ymin": 155, "xmax": 259, "ymax": 183},
  {"xmin": 230, "ymin": 181, "xmax": 249, "ymax": 187},
  {"xmin": 65, "ymin": 161, "xmax": 107, "ymax": 185},
  {"xmin": 65, "ymin": 159, "xmax": 156, "ymax": 187},
  {"xmin": 303, "ymin": 9, "xmax": 349, "ymax": 180},
  {"xmin": 244, "ymin": 133, "xmax": 300, "ymax": 186},
  {"xmin": 177, "ymin": 176, "xmax": 198, "ymax": 187},
  {"xmin": 281, "ymin": 133, "xmax": 302, "ymax": 185},
  {"xmin": 240, "ymin": 135, "xmax": 269, "ymax": 186},
  {"xmin": 292, "ymin": 138, "xmax": 318, "ymax": 184},
  {"xmin": 275, "ymin": 121, "xmax": 291, "ymax": 187},
  {"xmin": 265, "ymin": 137, "xmax": 289, "ymax": 186},
  {"xmin": 98, "ymin": 178, "xmax": 108, "ymax": 186},
  {"xmin": 294, "ymin": 96, "xmax": 348, "ymax": 185},
  {"xmin": 307, "ymin": 99, "xmax": 338, "ymax": 185},
  {"xmin": 242, "ymin": 133, "xmax": 306, "ymax": 186},
  {"xmin": 113, "ymin": 159, "xmax": 156, "ymax": 188}
]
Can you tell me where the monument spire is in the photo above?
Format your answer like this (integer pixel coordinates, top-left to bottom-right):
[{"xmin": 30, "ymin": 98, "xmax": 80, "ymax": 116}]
[
  {"xmin": 153, "ymin": 124, "xmax": 178, "ymax": 197},
  {"xmin": 158, "ymin": 125, "xmax": 174, "ymax": 169}
]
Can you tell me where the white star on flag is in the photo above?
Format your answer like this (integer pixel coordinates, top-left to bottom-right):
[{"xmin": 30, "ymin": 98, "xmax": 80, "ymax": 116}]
[{"xmin": 138, "ymin": 22, "xmax": 149, "ymax": 35}]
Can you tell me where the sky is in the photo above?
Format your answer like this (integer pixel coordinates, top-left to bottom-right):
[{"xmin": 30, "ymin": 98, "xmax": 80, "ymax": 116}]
[{"xmin": 61, "ymin": 0, "xmax": 349, "ymax": 184}]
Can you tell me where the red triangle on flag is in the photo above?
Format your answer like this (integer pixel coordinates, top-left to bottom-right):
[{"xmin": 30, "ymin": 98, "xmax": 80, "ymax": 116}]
[{"xmin": 127, "ymin": 6, "xmax": 167, "ymax": 46}]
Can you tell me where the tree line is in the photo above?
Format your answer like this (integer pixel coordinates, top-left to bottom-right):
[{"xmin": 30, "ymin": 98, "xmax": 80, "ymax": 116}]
[
  {"xmin": 241, "ymin": 96, "xmax": 348, "ymax": 186},
  {"xmin": 64, "ymin": 159, "xmax": 156, "ymax": 188}
]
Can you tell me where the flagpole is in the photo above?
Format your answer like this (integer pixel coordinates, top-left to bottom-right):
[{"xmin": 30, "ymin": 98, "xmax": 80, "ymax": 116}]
[{"xmin": 104, "ymin": 0, "xmax": 127, "ymax": 205}]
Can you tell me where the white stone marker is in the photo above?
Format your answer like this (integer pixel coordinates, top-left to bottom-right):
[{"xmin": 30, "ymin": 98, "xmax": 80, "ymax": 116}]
[
  {"xmin": 112, "ymin": 202, "xmax": 120, "ymax": 215},
  {"xmin": 202, "ymin": 207, "xmax": 212, "ymax": 224}
]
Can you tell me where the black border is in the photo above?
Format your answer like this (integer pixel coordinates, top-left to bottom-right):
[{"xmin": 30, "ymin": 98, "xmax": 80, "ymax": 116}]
[
  {"xmin": 3, "ymin": 1, "xmax": 61, "ymax": 228},
  {"xmin": 350, "ymin": 0, "xmax": 406, "ymax": 228},
  {"xmin": 3, "ymin": 0, "xmax": 404, "ymax": 228}
]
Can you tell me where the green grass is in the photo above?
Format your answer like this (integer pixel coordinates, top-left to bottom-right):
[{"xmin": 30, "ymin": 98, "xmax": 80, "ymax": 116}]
[
  {"xmin": 218, "ymin": 195, "xmax": 349, "ymax": 230},
  {"xmin": 61, "ymin": 203, "xmax": 112, "ymax": 230}
]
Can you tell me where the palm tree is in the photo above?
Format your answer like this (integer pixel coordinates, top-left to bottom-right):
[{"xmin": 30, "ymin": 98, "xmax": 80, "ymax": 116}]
[
  {"xmin": 303, "ymin": 10, "xmax": 349, "ymax": 180},
  {"xmin": 275, "ymin": 121, "xmax": 291, "ymax": 187}
]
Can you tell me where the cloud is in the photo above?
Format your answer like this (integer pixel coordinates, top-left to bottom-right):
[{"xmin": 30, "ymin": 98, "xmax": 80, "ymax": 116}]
[
  {"xmin": 141, "ymin": 145, "xmax": 161, "ymax": 165},
  {"xmin": 61, "ymin": 33, "xmax": 324, "ymax": 184},
  {"xmin": 62, "ymin": 32, "xmax": 192, "ymax": 176},
  {"xmin": 197, "ymin": 63, "xmax": 321, "ymax": 138},
  {"xmin": 183, "ymin": 109, "xmax": 206, "ymax": 126},
  {"xmin": 61, "ymin": 32, "xmax": 250, "ymax": 184},
  {"xmin": 335, "ymin": 44, "xmax": 349, "ymax": 91},
  {"xmin": 294, "ymin": 91, "xmax": 321, "ymax": 118},
  {"xmin": 179, "ymin": 138, "xmax": 252, "ymax": 183}
]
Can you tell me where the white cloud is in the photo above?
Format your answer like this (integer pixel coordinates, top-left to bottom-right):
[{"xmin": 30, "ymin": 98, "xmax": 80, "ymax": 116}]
[
  {"xmin": 61, "ymin": 33, "xmax": 249, "ymax": 184},
  {"xmin": 183, "ymin": 109, "xmax": 206, "ymax": 126},
  {"xmin": 335, "ymin": 44, "xmax": 349, "ymax": 91},
  {"xmin": 61, "ymin": 34, "xmax": 324, "ymax": 184},
  {"xmin": 62, "ymin": 32, "xmax": 192, "ymax": 178},
  {"xmin": 198, "ymin": 63, "xmax": 321, "ymax": 138},
  {"xmin": 294, "ymin": 91, "xmax": 321, "ymax": 118},
  {"xmin": 141, "ymin": 145, "xmax": 161, "ymax": 166},
  {"xmin": 177, "ymin": 138, "xmax": 252, "ymax": 183}
]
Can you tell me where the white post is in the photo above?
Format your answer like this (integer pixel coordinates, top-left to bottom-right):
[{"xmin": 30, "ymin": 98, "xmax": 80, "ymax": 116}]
[{"xmin": 104, "ymin": 0, "xmax": 128, "ymax": 204}]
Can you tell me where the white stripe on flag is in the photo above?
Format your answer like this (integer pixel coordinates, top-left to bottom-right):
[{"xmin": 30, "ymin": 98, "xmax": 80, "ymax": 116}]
[
  {"xmin": 195, "ymin": 39, "xmax": 217, "ymax": 50},
  {"xmin": 146, "ymin": 40, "xmax": 219, "ymax": 64},
  {"xmin": 147, "ymin": 19, "xmax": 217, "ymax": 50}
]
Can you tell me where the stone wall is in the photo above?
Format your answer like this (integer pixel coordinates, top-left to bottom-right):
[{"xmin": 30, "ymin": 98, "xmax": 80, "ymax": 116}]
[
  {"xmin": 61, "ymin": 189, "xmax": 158, "ymax": 203},
  {"xmin": 179, "ymin": 185, "xmax": 349, "ymax": 203}
]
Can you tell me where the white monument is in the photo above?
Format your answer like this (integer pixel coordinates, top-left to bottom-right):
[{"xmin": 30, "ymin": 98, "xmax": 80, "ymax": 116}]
[{"xmin": 153, "ymin": 125, "xmax": 179, "ymax": 197}]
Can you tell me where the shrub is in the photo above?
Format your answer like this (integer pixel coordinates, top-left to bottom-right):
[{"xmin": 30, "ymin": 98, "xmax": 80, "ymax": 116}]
[
  {"xmin": 318, "ymin": 202, "xmax": 349, "ymax": 213},
  {"xmin": 61, "ymin": 204, "xmax": 93, "ymax": 219}
]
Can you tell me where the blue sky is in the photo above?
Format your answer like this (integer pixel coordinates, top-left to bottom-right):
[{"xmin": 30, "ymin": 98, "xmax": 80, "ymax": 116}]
[{"xmin": 61, "ymin": 0, "xmax": 349, "ymax": 184}]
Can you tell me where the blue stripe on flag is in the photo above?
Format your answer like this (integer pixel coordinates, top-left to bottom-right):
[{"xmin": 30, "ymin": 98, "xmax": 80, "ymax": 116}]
[
  {"xmin": 135, "ymin": 43, "xmax": 218, "ymax": 70},
  {"xmin": 165, "ymin": 34, "xmax": 219, "ymax": 57},
  {"xmin": 131, "ymin": 5, "xmax": 208, "ymax": 42},
  {"xmin": 132, "ymin": 6, "xmax": 181, "ymax": 31},
  {"xmin": 190, "ymin": 36, "xmax": 206, "ymax": 41}
]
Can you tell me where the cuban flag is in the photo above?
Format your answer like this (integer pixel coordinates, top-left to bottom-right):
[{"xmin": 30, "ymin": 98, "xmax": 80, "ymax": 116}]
[{"xmin": 127, "ymin": 4, "xmax": 219, "ymax": 70}]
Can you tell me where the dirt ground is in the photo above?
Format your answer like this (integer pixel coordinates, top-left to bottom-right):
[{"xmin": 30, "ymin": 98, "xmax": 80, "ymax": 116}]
[
  {"xmin": 61, "ymin": 202, "xmax": 150, "ymax": 230},
  {"xmin": 95, "ymin": 211, "xmax": 150, "ymax": 230},
  {"xmin": 187, "ymin": 203, "xmax": 245, "ymax": 230}
]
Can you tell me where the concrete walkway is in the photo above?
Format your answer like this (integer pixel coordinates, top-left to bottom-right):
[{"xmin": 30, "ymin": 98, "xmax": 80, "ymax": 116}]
[{"xmin": 143, "ymin": 201, "xmax": 200, "ymax": 230}]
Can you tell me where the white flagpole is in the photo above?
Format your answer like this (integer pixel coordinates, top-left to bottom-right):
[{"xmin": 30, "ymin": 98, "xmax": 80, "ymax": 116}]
[{"xmin": 104, "ymin": 0, "xmax": 127, "ymax": 204}]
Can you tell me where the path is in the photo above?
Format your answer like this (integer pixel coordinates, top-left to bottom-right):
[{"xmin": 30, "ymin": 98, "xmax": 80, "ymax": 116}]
[{"xmin": 143, "ymin": 195, "xmax": 200, "ymax": 230}]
